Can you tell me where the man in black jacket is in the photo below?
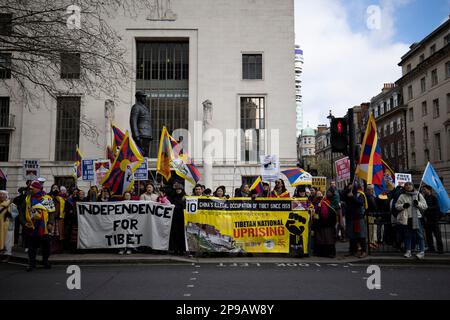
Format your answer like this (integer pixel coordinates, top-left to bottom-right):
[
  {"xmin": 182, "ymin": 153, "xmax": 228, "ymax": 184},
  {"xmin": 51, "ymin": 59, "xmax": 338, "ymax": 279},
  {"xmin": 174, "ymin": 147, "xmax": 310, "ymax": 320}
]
[{"xmin": 422, "ymin": 185, "xmax": 444, "ymax": 254}]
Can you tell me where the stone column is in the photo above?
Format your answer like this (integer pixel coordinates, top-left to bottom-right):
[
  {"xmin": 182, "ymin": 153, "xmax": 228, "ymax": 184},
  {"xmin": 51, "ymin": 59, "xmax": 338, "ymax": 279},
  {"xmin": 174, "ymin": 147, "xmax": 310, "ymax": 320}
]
[{"xmin": 202, "ymin": 100, "xmax": 213, "ymax": 189}]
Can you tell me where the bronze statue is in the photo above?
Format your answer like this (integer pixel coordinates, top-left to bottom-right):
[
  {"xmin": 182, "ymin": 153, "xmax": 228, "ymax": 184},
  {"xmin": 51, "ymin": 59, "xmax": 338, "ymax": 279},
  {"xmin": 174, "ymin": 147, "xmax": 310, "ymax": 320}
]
[{"xmin": 130, "ymin": 91, "xmax": 152, "ymax": 157}]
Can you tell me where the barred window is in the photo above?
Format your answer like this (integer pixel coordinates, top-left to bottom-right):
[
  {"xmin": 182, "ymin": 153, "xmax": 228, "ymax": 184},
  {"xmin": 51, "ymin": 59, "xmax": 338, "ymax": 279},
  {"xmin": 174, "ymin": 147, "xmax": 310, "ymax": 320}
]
[
  {"xmin": 0, "ymin": 14, "xmax": 12, "ymax": 36},
  {"xmin": 0, "ymin": 53, "xmax": 11, "ymax": 79},
  {"xmin": 0, "ymin": 97, "xmax": 9, "ymax": 128},
  {"xmin": 241, "ymin": 97, "xmax": 265, "ymax": 162},
  {"xmin": 242, "ymin": 54, "xmax": 263, "ymax": 80},
  {"xmin": 55, "ymin": 97, "xmax": 80, "ymax": 161},
  {"xmin": 61, "ymin": 53, "xmax": 80, "ymax": 79},
  {"xmin": 136, "ymin": 41, "xmax": 189, "ymax": 159}
]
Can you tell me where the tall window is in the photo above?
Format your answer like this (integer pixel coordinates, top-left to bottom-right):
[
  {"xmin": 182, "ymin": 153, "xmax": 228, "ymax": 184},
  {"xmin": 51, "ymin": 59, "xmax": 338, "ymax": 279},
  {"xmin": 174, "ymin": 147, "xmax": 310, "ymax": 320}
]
[
  {"xmin": 431, "ymin": 69, "xmax": 438, "ymax": 86},
  {"xmin": 60, "ymin": 53, "xmax": 80, "ymax": 79},
  {"xmin": 398, "ymin": 142, "xmax": 402, "ymax": 156},
  {"xmin": 0, "ymin": 97, "xmax": 9, "ymax": 128},
  {"xmin": 447, "ymin": 93, "xmax": 450, "ymax": 113},
  {"xmin": 0, "ymin": 14, "xmax": 12, "ymax": 36},
  {"xmin": 430, "ymin": 44, "xmax": 436, "ymax": 55},
  {"xmin": 390, "ymin": 121, "xmax": 394, "ymax": 134},
  {"xmin": 390, "ymin": 143, "xmax": 395, "ymax": 158},
  {"xmin": 419, "ymin": 54, "xmax": 425, "ymax": 63},
  {"xmin": 446, "ymin": 61, "xmax": 450, "ymax": 79},
  {"xmin": 136, "ymin": 41, "xmax": 189, "ymax": 158},
  {"xmin": 425, "ymin": 149, "xmax": 430, "ymax": 162},
  {"xmin": 423, "ymin": 126, "xmax": 429, "ymax": 142},
  {"xmin": 408, "ymin": 85, "xmax": 413, "ymax": 100},
  {"xmin": 55, "ymin": 97, "xmax": 80, "ymax": 161},
  {"xmin": 435, "ymin": 133, "xmax": 442, "ymax": 161},
  {"xmin": 420, "ymin": 77, "xmax": 426, "ymax": 93},
  {"xmin": 397, "ymin": 118, "xmax": 402, "ymax": 132},
  {"xmin": 409, "ymin": 108, "xmax": 414, "ymax": 122},
  {"xmin": 433, "ymin": 99, "xmax": 440, "ymax": 118},
  {"xmin": 445, "ymin": 34, "xmax": 450, "ymax": 45},
  {"xmin": 410, "ymin": 130, "xmax": 415, "ymax": 146},
  {"xmin": 407, "ymin": 64, "xmax": 412, "ymax": 73},
  {"xmin": 0, "ymin": 53, "xmax": 11, "ymax": 79},
  {"xmin": 0, "ymin": 133, "xmax": 9, "ymax": 161},
  {"xmin": 241, "ymin": 97, "xmax": 265, "ymax": 162},
  {"xmin": 422, "ymin": 101, "xmax": 428, "ymax": 116},
  {"xmin": 411, "ymin": 152, "xmax": 416, "ymax": 166},
  {"xmin": 242, "ymin": 54, "xmax": 263, "ymax": 80}
]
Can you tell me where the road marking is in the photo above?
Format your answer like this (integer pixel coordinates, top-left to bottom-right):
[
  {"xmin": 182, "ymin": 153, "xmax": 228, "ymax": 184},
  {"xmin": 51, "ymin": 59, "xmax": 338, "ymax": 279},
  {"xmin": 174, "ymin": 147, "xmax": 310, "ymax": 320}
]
[
  {"xmin": 195, "ymin": 265, "xmax": 201, "ymax": 268},
  {"xmin": 352, "ymin": 271, "xmax": 359, "ymax": 273},
  {"xmin": 192, "ymin": 271, "xmax": 199, "ymax": 274},
  {"xmin": 390, "ymin": 293, "xmax": 398, "ymax": 297},
  {"xmin": 187, "ymin": 284, "xmax": 195, "ymax": 288},
  {"xmin": 183, "ymin": 293, "xmax": 191, "ymax": 297},
  {"xmin": 190, "ymin": 278, "xmax": 197, "ymax": 281}
]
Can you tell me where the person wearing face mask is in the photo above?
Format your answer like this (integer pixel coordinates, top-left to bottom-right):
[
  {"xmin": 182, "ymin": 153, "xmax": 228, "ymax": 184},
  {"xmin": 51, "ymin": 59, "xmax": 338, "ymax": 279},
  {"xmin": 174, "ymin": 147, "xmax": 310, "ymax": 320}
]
[{"xmin": 395, "ymin": 182, "xmax": 428, "ymax": 259}]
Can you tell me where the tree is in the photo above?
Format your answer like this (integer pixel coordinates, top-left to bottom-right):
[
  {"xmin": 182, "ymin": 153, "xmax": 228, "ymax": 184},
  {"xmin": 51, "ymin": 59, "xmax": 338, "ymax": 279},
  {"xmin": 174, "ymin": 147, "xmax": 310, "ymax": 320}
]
[
  {"xmin": 317, "ymin": 160, "xmax": 331, "ymax": 178},
  {"xmin": 0, "ymin": 0, "xmax": 153, "ymax": 110}
]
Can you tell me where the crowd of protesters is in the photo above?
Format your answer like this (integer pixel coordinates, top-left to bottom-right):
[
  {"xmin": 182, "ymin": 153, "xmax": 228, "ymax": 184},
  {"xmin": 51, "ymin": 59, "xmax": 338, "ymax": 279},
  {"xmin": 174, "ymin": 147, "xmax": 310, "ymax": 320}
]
[{"xmin": 0, "ymin": 177, "xmax": 447, "ymax": 270}]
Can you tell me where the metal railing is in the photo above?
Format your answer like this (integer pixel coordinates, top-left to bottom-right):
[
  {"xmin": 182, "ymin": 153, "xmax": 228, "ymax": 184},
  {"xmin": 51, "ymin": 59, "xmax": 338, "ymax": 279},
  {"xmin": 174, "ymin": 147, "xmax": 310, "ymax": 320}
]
[
  {"xmin": 0, "ymin": 114, "xmax": 15, "ymax": 130},
  {"xmin": 366, "ymin": 213, "xmax": 450, "ymax": 254}
]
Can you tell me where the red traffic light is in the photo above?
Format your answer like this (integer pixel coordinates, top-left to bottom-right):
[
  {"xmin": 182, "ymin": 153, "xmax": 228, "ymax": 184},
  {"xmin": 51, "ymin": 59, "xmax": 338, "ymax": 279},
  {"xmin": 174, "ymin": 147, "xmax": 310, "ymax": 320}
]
[{"xmin": 337, "ymin": 121, "xmax": 342, "ymax": 134}]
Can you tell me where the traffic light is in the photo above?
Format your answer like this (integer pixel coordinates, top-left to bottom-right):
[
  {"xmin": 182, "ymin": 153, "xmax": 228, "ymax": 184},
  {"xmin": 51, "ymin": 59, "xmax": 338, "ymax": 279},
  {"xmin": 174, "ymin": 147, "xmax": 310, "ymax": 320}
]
[{"xmin": 331, "ymin": 118, "xmax": 348, "ymax": 154}]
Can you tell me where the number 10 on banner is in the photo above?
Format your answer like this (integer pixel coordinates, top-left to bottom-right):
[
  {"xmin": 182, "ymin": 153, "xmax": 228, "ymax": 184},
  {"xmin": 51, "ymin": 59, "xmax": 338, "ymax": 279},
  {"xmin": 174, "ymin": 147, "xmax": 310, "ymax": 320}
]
[{"xmin": 186, "ymin": 198, "xmax": 198, "ymax": 214}]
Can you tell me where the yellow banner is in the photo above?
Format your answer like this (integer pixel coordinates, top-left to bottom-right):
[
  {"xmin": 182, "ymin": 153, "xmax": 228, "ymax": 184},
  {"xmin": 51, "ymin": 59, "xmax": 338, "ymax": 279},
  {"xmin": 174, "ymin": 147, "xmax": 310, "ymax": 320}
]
[
  {"xmin": 184, "ymin": 197, "xmax": 309, "ymax": 254},
  {"xmin": 312, "ymin": 177, "xmax": 327, "ymax": 192}
]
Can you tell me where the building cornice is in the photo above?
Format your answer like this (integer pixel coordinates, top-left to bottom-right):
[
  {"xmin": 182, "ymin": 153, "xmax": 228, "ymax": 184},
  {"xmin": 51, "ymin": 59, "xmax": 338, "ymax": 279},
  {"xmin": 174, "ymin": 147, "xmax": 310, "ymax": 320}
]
[{"xmin": 396, "ymin": 43, "xmax": 450, "ymax": 85}]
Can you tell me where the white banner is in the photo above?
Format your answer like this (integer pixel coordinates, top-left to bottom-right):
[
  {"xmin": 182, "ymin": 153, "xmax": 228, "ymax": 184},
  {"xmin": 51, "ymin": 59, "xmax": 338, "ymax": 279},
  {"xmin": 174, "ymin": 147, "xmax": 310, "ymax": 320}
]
[
  {"xmin": 77, "ymin": 201, "xmax": 174, "ymax": 250},
  {"xmin": 260, "ymin": 155, "xmax": 280, "ymax": 182}
]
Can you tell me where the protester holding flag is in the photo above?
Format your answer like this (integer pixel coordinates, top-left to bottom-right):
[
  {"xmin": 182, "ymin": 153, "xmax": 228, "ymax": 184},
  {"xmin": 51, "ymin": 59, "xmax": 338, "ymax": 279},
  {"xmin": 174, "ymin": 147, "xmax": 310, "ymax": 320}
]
[
  {"xmin": 0, "ymin": 191, "xmax": 18, "ymax": 263},
  {"xmin": 422, "ymin": 185, "xmax": 444, "ymax": 254},
  {"xmin": 421, "ymin": 162, "xmax": 450, "ymax": 215},
  {"xmin": 24, "ymin": 180, "xmax": 55, "ymax": 271},
  {"xmin": 48, "ymin": 184, "xmax": 66, "ymax": 254},
  {"xmin": 395, "ymin": 182, "xmax": 427, "ymax": 259},
  {"xmin": 365, "ymin": 185, "xmax": 379, "ymax": 249},
  {"xmin": 87, "ymin": 186, "xmax": 99, "ymax": 202},
  {"xmin": 250, "ymin": 177, "xmax": 264, "ymax": 196},
  {"xmin": 0, "ymin": 190, "xmax": 12, "ymax": 254}
]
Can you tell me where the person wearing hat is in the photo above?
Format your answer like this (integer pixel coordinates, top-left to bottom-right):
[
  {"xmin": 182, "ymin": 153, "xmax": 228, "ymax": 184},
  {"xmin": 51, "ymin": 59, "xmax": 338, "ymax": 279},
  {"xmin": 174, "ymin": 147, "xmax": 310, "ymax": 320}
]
[
  {"xmin": 24, "ymin": 180, "xmax": 56, "ymax": 271},
  {"xmin": 395, "ymin": 182, "xmax": 427, "ymax": 259},
  {"xmin": 130, "ymin": 91, "xmax": 152, "ymax": 157}
]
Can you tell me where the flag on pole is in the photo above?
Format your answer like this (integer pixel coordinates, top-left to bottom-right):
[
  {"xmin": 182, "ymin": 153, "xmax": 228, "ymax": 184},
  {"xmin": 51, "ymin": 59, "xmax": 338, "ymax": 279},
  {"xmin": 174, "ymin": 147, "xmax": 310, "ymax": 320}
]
[
  {"xmin": 374, "ymin": 160, "xmax": 396, "ymax": 196},
  {"xmin": 355, "ymin": 114, "xmax": 383, "ymax": 185},
  {"xmin": 106, "ymin": 145, "xmax": 115, "ymax": 163},
  {"xmin": 250, "ymin": 176, "xmax": 264, "ymax": 194},
  {"xmin": 72, "ymin": 146, "xmax": 83, "ymax": 180},
  {"xmin": 111, "ymin": 123, "xmax": 125, "ymax": 152},
  {"xmin": 281, "ymin": 168, "xmax": 312, "ymax": 186},
  {"xmin": 156, "ymin": 127, "xmax": 174, "ymax": 181},
  {"xmin": 101, "ymin": 132, "xmax": 144, "ymax": 196},
  {"xmin": 422, "ymin": 162, "xmax": 450, "ymax": 214}
]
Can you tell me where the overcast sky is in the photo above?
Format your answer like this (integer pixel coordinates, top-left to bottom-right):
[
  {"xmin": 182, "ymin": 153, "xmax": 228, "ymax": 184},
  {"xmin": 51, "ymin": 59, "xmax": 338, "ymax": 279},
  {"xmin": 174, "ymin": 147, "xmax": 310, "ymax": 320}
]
[{"xmin": 295, "ymin": 0, "xmax": 450, "ymax": 129}]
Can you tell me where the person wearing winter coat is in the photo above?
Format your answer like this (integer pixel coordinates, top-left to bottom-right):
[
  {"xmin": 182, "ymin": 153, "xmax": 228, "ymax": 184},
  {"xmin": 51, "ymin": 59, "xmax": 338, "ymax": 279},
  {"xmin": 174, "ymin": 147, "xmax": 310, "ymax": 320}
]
[
  {"xmin": 395, "ymin": 182, "xmax": 428, "ymax": 259},
  {"xmin": 422, "ymin": 185, "xmax": 444, "ymax": 254}
]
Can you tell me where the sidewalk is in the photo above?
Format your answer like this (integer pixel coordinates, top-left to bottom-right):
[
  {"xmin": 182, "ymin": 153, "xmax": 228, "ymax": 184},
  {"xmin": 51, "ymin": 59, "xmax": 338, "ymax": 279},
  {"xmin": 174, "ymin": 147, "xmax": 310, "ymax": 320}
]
[{"xmin": 6, "ymin": 248, "xmax": 450, "ymax": 266}]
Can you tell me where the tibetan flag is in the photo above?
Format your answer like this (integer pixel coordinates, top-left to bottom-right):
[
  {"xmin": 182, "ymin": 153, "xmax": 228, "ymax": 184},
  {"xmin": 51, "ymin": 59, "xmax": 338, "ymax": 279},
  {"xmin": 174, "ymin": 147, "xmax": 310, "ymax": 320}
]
[
  {"xmin": 250, "ymin": 176, "xmax": 264, "ymax": 194},
  {"xmin": 355, "ymin": 114, "xmax": 383, "ymax": 185},
  {"xmin": 101, "ymin": 131, "xmax": 144, "ymax": 195},
  {"xmin": 422, "ymin": 162, "xmax": 450, "ymax": 214},
  {"xmin": 73, "ymin": 146, "xmax": 83, "ymax": 180},
  {"xmin": 281, "ymin": 168, "xmax": 312, "ymax": 186},
  {"xmin": 106, "ymin": 145, "xmax": 115, "ymax": 163},
  {"xmin": 374, "ymin": 160, "xmax": 396, "ymax": 196},
  {"xmin": 0, "ymin": 168, "xmax": 7, "ymax": 181},
  {"xmin": 111, "ymin": 123, "xmax": 125, "ymax": 152},
  {"xmin": 168, "ymin": 135, "xmax": 202, "ymax": 184},
  {"xmin": 156, "ymin": 126, "xmax": 174, "ymax": 181}
]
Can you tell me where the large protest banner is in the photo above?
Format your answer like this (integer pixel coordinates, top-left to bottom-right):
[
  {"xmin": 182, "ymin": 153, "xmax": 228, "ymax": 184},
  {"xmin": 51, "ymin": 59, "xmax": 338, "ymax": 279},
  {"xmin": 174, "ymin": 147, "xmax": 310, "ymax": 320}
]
[
  {"xmin": 184, "ymin": 197, "xmax": 309, "ymax": 255},
  {"xmin": 77, "ymin": 201, "xmax": 174, "ymax": 250}
]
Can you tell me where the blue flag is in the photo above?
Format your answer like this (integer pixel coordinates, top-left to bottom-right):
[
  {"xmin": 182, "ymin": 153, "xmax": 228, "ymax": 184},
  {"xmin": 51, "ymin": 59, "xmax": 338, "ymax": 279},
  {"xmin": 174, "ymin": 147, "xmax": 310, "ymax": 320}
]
[{"xmin": 422, "ymin": 162, "xmax": 450, "ymax": 214}]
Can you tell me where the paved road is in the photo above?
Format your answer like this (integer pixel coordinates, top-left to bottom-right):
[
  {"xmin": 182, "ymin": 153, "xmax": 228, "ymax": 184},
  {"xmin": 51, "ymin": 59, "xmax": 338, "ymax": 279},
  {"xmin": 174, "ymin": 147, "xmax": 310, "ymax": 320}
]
[{"xmin": 1, "ymin": 262, "xmax": 450, "ymax": 300}]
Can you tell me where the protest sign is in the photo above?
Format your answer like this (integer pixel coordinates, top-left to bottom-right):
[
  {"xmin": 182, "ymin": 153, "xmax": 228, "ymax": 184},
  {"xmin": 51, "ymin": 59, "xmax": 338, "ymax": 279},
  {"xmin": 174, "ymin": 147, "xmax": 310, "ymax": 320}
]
[
  {"xmin": 184, "ymin": 197, "xmax": 309, "ymax": 255},
  {"xmin": 77, "ymin": 201, "xmax": 174, "ymax": 250}
]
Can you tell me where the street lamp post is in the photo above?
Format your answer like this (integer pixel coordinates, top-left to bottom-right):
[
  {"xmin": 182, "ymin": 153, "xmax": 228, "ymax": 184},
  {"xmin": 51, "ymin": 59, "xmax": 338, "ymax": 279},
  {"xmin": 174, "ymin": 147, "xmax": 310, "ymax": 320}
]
[{"xmin": 327, "ymin": 110, "xmax": 334, "ymax": 180}]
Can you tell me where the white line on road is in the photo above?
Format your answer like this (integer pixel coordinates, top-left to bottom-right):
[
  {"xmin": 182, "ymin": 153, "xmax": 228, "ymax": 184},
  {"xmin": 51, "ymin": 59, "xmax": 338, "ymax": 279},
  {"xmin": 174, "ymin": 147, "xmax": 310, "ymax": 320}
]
[
  {"xmin": 190, "ymin": 278, "xmax": 197, "ymax": 281},
  {"xmin": 183, "ymin": 294, "xmax": 191, "ymax": 297},
  {"xmin": 187, "ymin": 284, "xmax": 195, "ymax": 288},
  {"xmin": 192, "ymin": 271, "xmax": 199, "ymax": 274}
]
